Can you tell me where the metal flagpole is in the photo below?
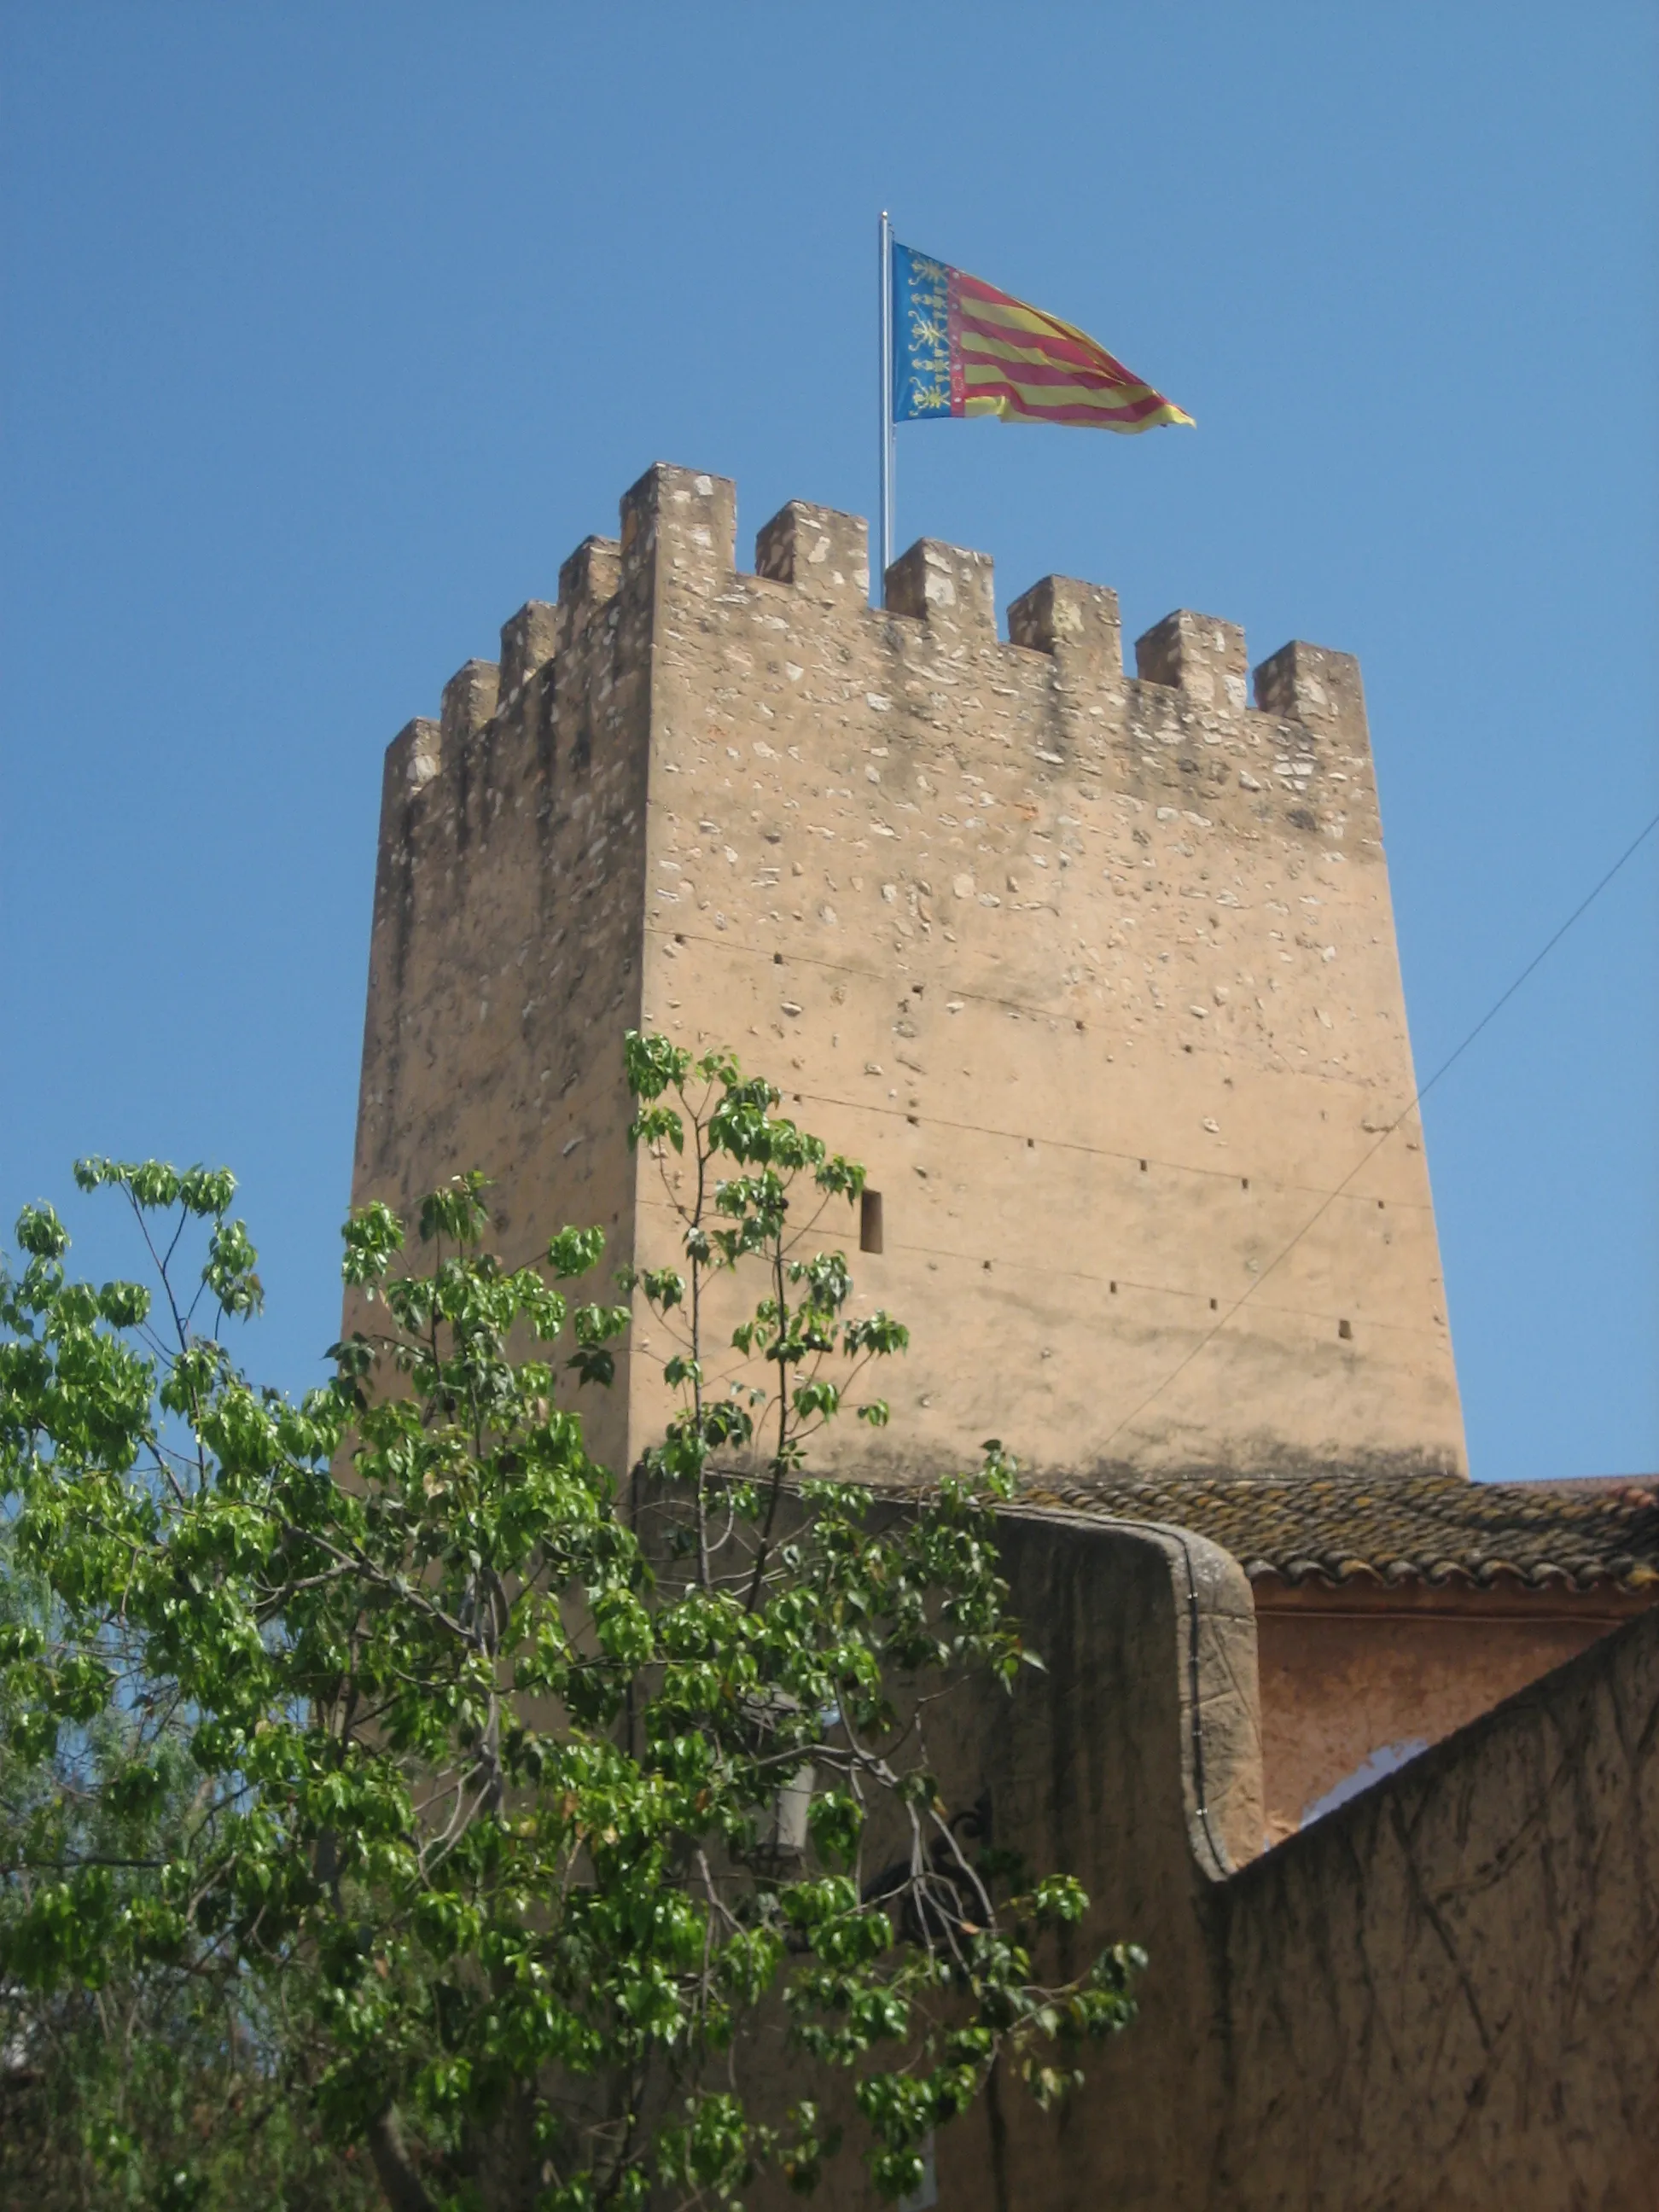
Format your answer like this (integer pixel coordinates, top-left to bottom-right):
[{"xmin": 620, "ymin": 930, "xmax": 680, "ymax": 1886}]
[{"xmin": 878, "ymin": 210, "xmax": 894, "ymax": 598}]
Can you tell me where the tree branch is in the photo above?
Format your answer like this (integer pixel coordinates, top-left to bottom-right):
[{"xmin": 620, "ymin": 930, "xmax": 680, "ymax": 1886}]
[{"xmin": 366, "ymin": 2105, "xmax": 439, "ymax": 2212}]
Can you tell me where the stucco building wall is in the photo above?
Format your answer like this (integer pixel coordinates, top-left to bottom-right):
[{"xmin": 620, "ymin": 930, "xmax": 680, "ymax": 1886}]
[
  {"xmin": 909, "ymin": 1511, "xmax": 1659, "ymax": 2212},
  {"xmin": 1254, "ymin": 1580, "xmax": 1650, "ymax": 1839},
  {"xmin": 1207, "ymin": 1601, "xmax": 1659, "ymax": 2210}
]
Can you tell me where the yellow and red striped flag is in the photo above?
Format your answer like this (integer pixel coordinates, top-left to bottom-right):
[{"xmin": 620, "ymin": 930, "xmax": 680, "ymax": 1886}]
[{"xmin": 893, "ymin": 242, "xmax": 1192, "ymax": 432}]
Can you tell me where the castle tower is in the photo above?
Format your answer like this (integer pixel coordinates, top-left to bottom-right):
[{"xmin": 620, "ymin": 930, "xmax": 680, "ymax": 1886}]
[{"xmin": 347, "ymin": 463, "xmax": 1465, "ymax": 1487}]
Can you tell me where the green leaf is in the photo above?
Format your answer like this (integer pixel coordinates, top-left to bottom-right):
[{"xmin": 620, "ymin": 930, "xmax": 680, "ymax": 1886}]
[
  {"xmin": 14, "ymin": 1203, "xmax": 69, "ymax": 1260},
  {"xmin": 1, "ymin": 1033, "xmax": 1136, "ymax": 2207},
  {"xmin": 549, "ymin": 1225, "xmax": 607, "ymax": 1279}
]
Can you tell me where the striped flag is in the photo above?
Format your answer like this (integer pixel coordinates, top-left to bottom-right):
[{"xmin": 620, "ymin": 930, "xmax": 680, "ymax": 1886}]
[{"xmin": 892, "ymin": 242, "xmax": 1192, "ymax": 433}]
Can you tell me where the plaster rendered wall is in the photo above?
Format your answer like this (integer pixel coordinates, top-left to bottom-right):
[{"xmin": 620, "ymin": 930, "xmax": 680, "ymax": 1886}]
[
  {"xmin": 784, "ymin": 1507, "xmax": 1266, "ymax": 2212},
  {"xmin": 347, "ymin": 461, "xmax": 1464, "ymax": 1489},
  {"xmin": 1254, "ymin": 1584, "xmax": 1649, "ymax": 1841},
  {"xmin": 919, "ymin": 1516, "xmax": 1659, "ymax": 2212},
  {"xmin": 1208, "ymin": 1600, "xmax": 1659, "ymax": 2210}
]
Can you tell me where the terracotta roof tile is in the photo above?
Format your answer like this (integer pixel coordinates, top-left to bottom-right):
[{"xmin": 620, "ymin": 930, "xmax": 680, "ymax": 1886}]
[{"xmin": 1015, "ymin": 1471, "xmax": 1659, "ymax": 1594}]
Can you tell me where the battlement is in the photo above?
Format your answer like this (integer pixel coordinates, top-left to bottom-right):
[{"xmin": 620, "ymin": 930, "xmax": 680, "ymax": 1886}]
[
  {"xmin": 413, "ymin": 463, "xmax": 1371, "ymax": 782},
  {"xmin": 352, "ymin": 462, "xmax": 1462, "ymax": 1491}
]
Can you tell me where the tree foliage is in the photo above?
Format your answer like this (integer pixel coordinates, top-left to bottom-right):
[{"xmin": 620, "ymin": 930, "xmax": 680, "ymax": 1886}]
[
  {"xmin": 0, "ymin": 1224, "xmax": 380, "ymax": 2210},
  {"xmin": 0, "ymin": 1036, "xmax": 1141, "ymax": 2210}
]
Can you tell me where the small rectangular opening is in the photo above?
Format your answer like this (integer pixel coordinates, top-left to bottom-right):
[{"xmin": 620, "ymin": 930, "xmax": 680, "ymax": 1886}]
[
  {"xmin": 1338, "ymin": 1317, "xmax": 1353, "ymax": 1341},
  {"xmin": 859, "ymin": 1189, "xmax": 884, "ymax": 1254}
]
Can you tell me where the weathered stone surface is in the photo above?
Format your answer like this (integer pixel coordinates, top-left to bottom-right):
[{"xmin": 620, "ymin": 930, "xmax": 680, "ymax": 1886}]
[
  {"xmin": 346, "ymin": 461, "xmax": 1466, "ymax": 1489},
  {"xmin": 1006, "ymin": 573, "xmax": 1122, "ymax": 669},
  {"xmin": 498, "ymin": 600, "xmax": 557, "ymax": 701},
  {"xmin": 1134, "ymin": 608, "xmax": 1249, "ymax": 712},
  {"xmin": 754, "ymin": 499, "xmax": 869, "ymax": 602},
  {"xmin": 883, "ymin": 536, "xmax": 998, "ymax": 646},
  {"xmin": 439, "ymin": 657, "xmax": 499, "ymax": 742},
  {"xmin": 1017, "ymin": 1467, "xmax": 1659, "ymax": 1837},
  {"xmin": 1253, "ymin": 638, "xmax": 1367, "ymax": 742}
]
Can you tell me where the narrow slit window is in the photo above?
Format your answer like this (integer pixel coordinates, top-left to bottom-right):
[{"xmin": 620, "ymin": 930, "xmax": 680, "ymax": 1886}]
[{"xmin": 859, "ymin": 1190, "xmax": 884, "ymax": 1254}]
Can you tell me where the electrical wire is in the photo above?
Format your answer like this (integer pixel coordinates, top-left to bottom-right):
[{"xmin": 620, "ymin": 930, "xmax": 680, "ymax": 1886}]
[{"xmin": 1096, "ymin": 805, "xmax": 1659, "ymax": 1455}]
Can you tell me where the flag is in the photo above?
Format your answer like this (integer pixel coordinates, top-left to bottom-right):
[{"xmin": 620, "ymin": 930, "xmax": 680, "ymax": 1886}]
[{"xmin": 892, "ymin": 242, "xmax": 1193, "ymax": 433}]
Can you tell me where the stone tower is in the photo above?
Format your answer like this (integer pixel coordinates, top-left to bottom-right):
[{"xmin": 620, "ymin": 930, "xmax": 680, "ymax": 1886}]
[{"xmin": 346, "ymin": 463, "xmax": 1465, "ymax": 1487}]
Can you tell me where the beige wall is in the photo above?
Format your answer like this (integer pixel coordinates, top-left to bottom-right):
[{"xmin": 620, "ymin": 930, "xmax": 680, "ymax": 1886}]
[
  {"xmin": 1207, "ymin": 1598, "xmax": 1659, "ymax": 2211},
  {"xmin": 1254, "ymin": 1582, "xmax": 1650, "ymax": 1842},
  {"xmin": 346, "ymin": 462, "xmax": 1464, "ymax": 1489},
  {"xmin": 911, "ymin": 1511, "xmax": 1659, "ymax": 2212},
  {"xmin": 346, "ymin": 535, "xmax": 648, "ymax": 1472}
]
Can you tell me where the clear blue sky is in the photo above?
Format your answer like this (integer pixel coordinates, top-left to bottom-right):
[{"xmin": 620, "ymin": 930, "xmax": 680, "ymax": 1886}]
[{"xmin": 3, "ymin": 3, "xmax": 1655, "ymax": 1481}]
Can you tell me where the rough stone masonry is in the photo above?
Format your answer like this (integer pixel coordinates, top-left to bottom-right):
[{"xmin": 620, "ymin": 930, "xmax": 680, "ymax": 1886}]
[{"xmin": 347, "ymin": 463, "xmax": 1465, "ymax": 1489}]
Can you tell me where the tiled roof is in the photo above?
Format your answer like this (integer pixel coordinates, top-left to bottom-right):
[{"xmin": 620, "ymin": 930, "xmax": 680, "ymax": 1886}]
[{"xmin": 1016, "ymin": 1471, "xmax": 1659, "ymax": 1594}]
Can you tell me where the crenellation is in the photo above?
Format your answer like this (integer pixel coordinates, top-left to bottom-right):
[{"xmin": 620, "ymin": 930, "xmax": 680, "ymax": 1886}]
[
  {"xmin": 1253, "ymin": 640, "xmax": 1368, "ymax": 743},
  {"xmin": 556, "ymin": 536, "xmax": 622, "ymax": 644},
  {"xmin": 1007, "ymin": 574, "xmax": 1123, "ymax": 672},
  {"xmin": 391, "ymin": 714, "xmax": 442, "ymax": 793},
  {"xmin": 348, "ymin": 462, "xmax": 1464, "ymax": 1493},
  {"xmin": 754, "ymin": 501, "xmax": 869, "ymax": 602},
  {"xmin": 620, "ymin": 463, "xmax": 736, "ymax": 601},
  {"xmin": 498, "ymin": 600, "xmax": 557, "ymax": 701},
  {"xmin": 883, "ymin": 538, "xmax": 998, "ymax": 648},
  {"xmin": 441, "ymin": 659, "xmax": 499, "ymax": 743},
  {"xmin": 1136, "ymin": 610, "xmax": 1251, "ymax": 713}
]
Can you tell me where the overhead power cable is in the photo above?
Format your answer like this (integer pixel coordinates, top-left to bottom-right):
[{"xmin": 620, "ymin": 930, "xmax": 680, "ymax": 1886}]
[{"xmin": 1097, "ymin": 804, "xmax": 1659, "ymax": 1456}]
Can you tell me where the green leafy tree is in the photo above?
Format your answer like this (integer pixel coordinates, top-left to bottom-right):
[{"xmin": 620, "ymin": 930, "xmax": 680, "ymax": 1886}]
[
  {"xmin": 0, "ymin": 1036, "xmax": 1141, "ymax": 2211},
  {"xmin": 0, "ymin": 1577, "xmax": 380, "ymax": 2212},
  {"xmin": 0, "ymin": 1254, "xmax": 380, "ymax": 2210}
]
